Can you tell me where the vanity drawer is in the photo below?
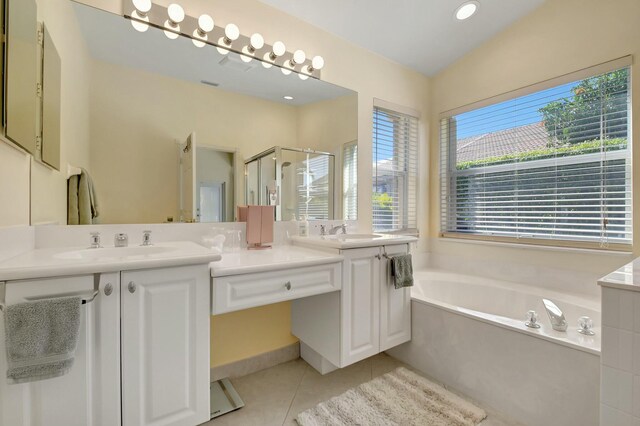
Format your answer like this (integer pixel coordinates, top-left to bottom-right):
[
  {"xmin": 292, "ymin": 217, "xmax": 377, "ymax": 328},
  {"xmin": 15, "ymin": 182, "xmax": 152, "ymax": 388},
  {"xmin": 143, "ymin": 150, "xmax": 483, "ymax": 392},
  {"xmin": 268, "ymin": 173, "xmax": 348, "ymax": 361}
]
[{"xmin": 212, "ymin": 262, "xmax": 341, "ymax": 314}]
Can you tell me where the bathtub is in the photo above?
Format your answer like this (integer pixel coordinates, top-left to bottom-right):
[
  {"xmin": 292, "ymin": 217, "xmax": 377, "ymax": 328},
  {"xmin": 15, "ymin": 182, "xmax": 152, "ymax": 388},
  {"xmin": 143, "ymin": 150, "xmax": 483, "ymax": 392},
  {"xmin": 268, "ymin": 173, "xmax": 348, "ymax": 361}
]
[{"xmin": 387, "ymin": 270, "xmax": 601, "ymax": 426}]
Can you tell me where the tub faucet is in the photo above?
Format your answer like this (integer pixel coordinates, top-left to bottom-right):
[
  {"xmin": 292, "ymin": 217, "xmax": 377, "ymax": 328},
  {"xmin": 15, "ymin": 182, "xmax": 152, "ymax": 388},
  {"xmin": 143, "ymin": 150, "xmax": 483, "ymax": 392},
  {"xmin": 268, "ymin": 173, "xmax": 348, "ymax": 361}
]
[{"xmin": 543, "ymin": 299, "xmax": 568, "ymax": 332}]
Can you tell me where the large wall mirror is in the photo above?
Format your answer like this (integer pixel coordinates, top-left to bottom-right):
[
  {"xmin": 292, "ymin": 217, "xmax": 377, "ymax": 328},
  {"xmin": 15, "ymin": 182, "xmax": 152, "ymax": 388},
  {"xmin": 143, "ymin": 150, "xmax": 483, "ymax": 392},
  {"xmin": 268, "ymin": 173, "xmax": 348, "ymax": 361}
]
[{"xmin": 27, "ymin": 1, "xmax": 357, "ymax": 225}]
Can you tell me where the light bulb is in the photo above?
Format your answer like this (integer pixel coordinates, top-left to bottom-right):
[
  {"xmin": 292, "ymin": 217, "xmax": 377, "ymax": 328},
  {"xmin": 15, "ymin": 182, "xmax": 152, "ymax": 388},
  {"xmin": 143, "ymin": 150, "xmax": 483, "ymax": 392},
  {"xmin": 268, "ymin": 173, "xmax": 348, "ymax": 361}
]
[
  {"xmin": 240, "ymin": 46, "xmax": 253, "ymax": 63},
  {"xmin": 281, "ymin": 68, "xmax": 292, "ymax": 76},
  {"xmin": 216, "ymin": 38, "xmax": 230, "ymax": 55},
  {"xmin": 293, "ymin": 49, "xmax": 306, "ymax": 64},
  {"xmin": 298, "ymin": 73, "xmax": 309, "ymax": 81},
  {"xmin": 225, "ymin": 23, "xmax": 240, "ymax": 41},
  {"xmin": 192, "ymin": 30, "xmax": 206, "ymax": 47},
  {"xmin": 164, "ymin": 20, "xmax": 180, "ymax": 39},
  {"xmin": 302, "ymin": 65, "xmax": 312, "ymax": 75},
  {"xmin": 198, "ymin": 14, "xmax": 214, "ymax": 33},
  {"xmin": 167, "ymin": 3, "xmax": 184, "ymax": 23},
  {"xmin": 132, "ymin": 0, "xmax": 152, "ymax": 14},
  {"xmin": 250, "ymin": 33, "xmax": 264, "ymax": 50},
  {"xmin": 192, "ymin": 14, "xmax": 213, "ymax": 48},
  {"xmin": 262, "ymin": 52, "xmax": 274, "ymax": 68},
  {"xmin": 272, "ymin": 41, "xmax": 286, "ymax": 57},
  {"xmin": 131, "ymin": 10, "xmax": 150, "ymax": 32},
  {"xmin": 311, "ymin": 55, "xmax": 324, "ymax": 70}
]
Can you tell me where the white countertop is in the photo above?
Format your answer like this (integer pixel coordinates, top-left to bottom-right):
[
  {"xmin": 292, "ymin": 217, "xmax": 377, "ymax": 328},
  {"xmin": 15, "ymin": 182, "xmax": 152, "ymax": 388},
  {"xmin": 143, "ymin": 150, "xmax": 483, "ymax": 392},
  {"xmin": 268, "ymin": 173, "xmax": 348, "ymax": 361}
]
[
  {"xmin": 598, "ymin": 258, "xmax": 640, "ymax": 292},
  {"xmin": 210, "ymin": 245, "xmax": 343, "ymax": 277},
  {"xmin": 0, "ymin": 241, "xmax": 221, "ymax": 281},
  {"xmin": 290, "ymin": 233, "xmax": 417, "ymax": 250}
]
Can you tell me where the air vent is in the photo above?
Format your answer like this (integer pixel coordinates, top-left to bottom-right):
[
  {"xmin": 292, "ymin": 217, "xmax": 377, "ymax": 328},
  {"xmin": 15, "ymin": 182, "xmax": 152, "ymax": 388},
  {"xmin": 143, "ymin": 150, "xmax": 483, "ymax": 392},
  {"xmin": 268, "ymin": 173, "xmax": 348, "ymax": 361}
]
[
  {"xmin": 201, "ymin": 80, "xmax": 220, "ymax": 87},
  {"xmin": 218, "ymin": 53, "xmax": 257, "ymax": 72}
]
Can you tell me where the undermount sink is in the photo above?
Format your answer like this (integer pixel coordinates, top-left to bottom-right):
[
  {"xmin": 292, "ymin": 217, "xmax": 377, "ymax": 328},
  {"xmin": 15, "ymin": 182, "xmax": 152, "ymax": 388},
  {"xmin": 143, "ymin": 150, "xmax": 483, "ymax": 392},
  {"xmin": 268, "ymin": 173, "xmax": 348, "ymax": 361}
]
[{"xmin": 54, "ymin": 245, "xmax": 177, "ymax": 260}]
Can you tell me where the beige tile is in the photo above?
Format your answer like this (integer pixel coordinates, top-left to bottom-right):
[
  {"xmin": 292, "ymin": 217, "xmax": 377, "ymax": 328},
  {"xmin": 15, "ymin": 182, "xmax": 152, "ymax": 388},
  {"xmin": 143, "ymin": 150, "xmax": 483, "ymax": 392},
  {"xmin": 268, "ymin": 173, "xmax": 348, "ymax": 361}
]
[
  {"xmin": 283, "ymin": 358, "xmax": 373, "ymax": 424},
  {"xmin": 371, "ymin": 352, "xmax": 407, "ymax": 377},
  {"xmin": 205, "ymin": 358, "xmax": 307, "ymax": 426}
]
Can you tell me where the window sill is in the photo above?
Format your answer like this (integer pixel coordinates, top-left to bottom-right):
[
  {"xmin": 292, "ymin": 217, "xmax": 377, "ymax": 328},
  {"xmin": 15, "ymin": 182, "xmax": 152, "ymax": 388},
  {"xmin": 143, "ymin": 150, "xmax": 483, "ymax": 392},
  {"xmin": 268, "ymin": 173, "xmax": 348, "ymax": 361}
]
[{"xmin": 438, "ymin": 232, "xmax": 633, "ymax": 256}]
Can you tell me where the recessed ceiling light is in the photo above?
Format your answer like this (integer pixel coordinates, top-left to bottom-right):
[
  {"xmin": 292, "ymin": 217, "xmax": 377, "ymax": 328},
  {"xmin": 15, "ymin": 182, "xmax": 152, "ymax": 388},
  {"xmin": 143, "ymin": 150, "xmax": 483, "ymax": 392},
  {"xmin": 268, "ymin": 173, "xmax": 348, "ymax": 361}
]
[
  {"xmin": 455, "ymin": 1, "xmax": 479, "ymax": 20},
  {"xmin": 284, "ymin": 96, "xmax": 294, "ymax": 100}
]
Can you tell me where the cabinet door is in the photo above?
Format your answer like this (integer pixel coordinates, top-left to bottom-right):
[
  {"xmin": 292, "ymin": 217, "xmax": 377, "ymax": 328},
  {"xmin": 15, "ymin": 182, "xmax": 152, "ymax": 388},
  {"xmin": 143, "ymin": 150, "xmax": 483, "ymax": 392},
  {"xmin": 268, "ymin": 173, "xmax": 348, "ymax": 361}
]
[
  {"xmin": 0, "ymin": 274, "xmax": 121, "ymax": 426},
  {"xmin": 341, "ymin": 247, "xmax": 380, "ymax": 366},
  {"xmin": 121, "ymin": 265, "xmax": 210, "ymax": 426},
  {"xmin": 380, "ymin": 244, "xmax": 412, "ymax": 351}
]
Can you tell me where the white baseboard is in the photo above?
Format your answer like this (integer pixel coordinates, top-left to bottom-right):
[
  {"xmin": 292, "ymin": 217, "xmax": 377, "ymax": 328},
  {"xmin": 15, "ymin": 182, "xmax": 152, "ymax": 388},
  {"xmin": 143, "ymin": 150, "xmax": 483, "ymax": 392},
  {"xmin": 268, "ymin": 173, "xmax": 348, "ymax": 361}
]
[{"xmin": 211, "ymin": 342, "xmax": 300, "ymax": 382}]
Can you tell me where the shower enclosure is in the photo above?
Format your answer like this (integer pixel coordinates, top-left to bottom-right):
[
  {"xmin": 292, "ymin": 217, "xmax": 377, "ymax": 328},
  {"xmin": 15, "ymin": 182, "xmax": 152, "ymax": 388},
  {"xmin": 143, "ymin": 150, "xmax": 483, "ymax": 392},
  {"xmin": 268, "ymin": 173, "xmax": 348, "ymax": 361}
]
[{"xmin": 245, "ymin": 147, "xmax": 335, "ymax": 221}]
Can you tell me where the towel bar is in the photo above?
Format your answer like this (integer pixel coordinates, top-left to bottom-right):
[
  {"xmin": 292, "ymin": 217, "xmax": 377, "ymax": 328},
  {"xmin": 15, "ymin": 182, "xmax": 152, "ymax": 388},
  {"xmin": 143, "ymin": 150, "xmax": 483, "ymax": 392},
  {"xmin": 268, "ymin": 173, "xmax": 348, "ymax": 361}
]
[{"xmin": 0, "ymin": 288, "xmax": 99, "ymax": 312}]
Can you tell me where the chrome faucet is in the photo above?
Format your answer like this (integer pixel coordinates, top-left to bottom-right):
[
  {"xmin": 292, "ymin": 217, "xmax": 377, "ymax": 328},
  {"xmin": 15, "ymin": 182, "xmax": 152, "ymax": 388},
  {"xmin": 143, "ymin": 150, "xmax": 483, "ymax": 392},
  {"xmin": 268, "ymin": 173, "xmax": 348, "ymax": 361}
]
[
  {"xmin": 114, "ymin": 233, "xmax": 128, "ymax": 248},
  {"xmin": 89, "ymin": 232, "xmax": 101, "ymax": 249},
  {"xmin": 328, "ymin": 224, "xmax": 347, "ymax": 235},
  {"xmin": 141, "ymin": 230, "xmax": 152, "ymax": 246},
  {"xmin": 543, "ymin": 299, "xmax": 567, "ymax": 332}
]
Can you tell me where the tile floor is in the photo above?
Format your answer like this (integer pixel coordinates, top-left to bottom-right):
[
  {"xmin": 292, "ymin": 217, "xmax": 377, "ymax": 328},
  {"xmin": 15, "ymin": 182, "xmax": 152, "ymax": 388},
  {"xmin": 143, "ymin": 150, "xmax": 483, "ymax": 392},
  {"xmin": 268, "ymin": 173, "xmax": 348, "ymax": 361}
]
[{"xmin": 204, "ymin": 353, "xmax": 522, "ymax": 426}]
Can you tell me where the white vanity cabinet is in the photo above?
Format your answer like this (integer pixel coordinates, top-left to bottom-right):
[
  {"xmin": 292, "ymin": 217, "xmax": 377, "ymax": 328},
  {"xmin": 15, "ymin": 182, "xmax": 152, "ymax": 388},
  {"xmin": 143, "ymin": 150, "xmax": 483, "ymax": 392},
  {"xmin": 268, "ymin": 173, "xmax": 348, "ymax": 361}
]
[
  {"xmin": 0, "ymin": 264, "xmax": 210, "ymax": 426},
  {"xmin": 121, "ymin": 265, "xmax": 210, "ymax": 426},
  {"xmin": 0, "ymin": 273, "xmax": 121, "ymax": 426},
  {"xmin": 292, "ymin": 243, "xmax": 411, "ymax": 372}
]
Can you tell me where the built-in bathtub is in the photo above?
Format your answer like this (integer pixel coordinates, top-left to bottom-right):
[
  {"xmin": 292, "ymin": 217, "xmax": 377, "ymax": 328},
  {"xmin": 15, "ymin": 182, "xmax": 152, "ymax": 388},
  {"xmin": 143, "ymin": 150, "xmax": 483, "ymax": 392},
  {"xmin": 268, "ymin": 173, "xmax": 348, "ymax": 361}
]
[{"xmin": 387, "ymin": 270, "xmax": 601, "ymax": 426}]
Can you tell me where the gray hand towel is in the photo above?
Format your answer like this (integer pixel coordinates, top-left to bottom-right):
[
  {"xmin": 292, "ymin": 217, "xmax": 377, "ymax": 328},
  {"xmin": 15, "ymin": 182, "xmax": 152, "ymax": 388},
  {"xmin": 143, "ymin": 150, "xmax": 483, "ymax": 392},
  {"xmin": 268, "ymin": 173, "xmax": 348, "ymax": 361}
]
[
  {"xmin": 79, "ymin": 168, "xmax": 99, "ymax": 225},
  {"xmin": 390, "ymin": 254, "xmax": 414, "ymax": 289},
  {"xmin": 4, "ymin": 296, "xmax": 82, "ymax": 384}
]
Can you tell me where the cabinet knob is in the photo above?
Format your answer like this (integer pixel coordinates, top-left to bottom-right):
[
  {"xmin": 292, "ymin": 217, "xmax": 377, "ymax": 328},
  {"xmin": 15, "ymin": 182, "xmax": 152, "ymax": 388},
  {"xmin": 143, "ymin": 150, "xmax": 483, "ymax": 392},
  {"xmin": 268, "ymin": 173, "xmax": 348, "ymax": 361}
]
[
  {"xmin": 104, "ymin": 283, "xmax": 113, "ymax": 296},
  {"xmin": 128, "ymin": 281, "xmax": 137, "ymax": 294},
  {"xmin": 284, "ymin": 281, "xmax": 292, "ymax": 291}
]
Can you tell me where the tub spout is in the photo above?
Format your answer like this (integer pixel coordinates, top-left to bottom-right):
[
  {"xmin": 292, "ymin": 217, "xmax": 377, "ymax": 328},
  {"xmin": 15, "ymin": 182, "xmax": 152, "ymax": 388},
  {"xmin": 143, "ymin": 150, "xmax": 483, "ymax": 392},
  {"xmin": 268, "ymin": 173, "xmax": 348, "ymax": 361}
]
[{"xmin": 542, "ymin": 299, "xmax": 568, "ymax": 332}]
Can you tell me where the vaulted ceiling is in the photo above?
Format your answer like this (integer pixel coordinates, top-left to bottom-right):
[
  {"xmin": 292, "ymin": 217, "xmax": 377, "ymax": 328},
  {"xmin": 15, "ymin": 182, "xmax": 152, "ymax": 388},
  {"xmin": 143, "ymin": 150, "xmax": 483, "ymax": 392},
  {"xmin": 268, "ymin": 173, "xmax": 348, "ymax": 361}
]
[{"xmin": 259, "ymin": 0, "xmax": 545, "ymax": 76}]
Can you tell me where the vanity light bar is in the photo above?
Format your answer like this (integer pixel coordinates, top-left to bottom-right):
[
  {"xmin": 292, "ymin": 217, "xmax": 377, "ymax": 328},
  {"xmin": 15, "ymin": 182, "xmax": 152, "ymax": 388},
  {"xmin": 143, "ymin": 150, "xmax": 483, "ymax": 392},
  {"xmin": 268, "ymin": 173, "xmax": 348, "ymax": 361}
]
[{"xmin": 125, "ymin": 0, "xmax": 324, "ymax": 80}]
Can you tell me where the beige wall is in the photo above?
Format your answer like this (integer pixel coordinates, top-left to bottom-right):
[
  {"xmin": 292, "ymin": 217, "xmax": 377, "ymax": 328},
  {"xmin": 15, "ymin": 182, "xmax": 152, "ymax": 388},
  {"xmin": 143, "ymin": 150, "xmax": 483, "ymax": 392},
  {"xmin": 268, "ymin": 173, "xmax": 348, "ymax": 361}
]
[
  {"xmin": 31, "ymin": 0, "xmax": 91, "ymax": 225},
  {"xmin": 427, "ymin": 0, "xmax": 640, "ymax": 281},
  {"xmin": 89, "ymin": 59, "xmax": 299, "ymax": 224}
]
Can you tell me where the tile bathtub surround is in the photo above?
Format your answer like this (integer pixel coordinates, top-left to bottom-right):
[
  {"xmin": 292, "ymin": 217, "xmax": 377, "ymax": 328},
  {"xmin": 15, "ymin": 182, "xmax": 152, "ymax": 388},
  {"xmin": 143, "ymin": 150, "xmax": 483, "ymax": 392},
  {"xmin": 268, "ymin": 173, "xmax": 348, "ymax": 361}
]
[{"xmin": 599, "ymin": 285, "xmax": 640, "ymax": 425}]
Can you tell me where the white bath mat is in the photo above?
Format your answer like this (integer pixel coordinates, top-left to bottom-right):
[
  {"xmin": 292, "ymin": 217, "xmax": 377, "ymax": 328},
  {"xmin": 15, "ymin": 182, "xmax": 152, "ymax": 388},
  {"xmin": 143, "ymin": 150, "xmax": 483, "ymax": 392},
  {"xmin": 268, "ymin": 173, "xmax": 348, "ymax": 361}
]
[{"xmin": 296, "ymin": 367, "xmax": 487, "ymax": 426}]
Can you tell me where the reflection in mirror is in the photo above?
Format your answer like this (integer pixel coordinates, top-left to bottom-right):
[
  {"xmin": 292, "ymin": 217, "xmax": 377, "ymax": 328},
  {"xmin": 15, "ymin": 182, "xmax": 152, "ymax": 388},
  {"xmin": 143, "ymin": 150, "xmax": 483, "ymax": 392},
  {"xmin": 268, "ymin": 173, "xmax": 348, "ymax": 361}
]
[
  {"xmin": 5, "ymin": 0, "xmax": 38, "ymax": 154},
  {"xmin": 31, "ymin": 1, "xmax": 357, "ymax": 224},
  {"xmin": 245, "ymin": 147, "xmax": 335, "ymax": 221}
]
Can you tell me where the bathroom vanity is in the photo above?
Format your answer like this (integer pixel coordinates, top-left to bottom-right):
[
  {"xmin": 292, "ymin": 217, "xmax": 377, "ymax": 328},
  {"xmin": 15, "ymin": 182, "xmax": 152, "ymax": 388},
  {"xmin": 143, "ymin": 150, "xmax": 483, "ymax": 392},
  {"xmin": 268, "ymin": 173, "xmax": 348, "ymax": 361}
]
[
  {"xmin": 0, "ymin": 242, "xmax": 220, "ymax": 426},
  {"xmin": 290, "ymin": 234, "xmax": 416, "ymax": 373}
]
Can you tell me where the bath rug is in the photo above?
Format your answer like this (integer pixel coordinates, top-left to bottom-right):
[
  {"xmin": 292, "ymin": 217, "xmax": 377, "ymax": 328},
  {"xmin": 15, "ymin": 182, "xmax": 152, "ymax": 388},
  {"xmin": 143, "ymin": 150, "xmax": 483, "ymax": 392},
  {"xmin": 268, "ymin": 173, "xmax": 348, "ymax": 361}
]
[{"xmin": 296, "ymin": 367, "xmax": 487, "ymax": 426}]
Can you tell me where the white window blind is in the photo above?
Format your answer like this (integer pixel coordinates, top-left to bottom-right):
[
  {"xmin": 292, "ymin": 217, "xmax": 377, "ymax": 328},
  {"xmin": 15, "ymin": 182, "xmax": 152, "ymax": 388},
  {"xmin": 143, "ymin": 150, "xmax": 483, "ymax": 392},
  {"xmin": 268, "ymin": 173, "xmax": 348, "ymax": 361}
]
[
  {"xmin": 373, "ymin": 106, "xmax": 418, "ymax": 232},
  {"xmin": 343, "ymin": 141, "xmax": 358, "ymax": 220},
  {"xmin": 440, "ymin": 66, "xmax": 632, "ymax": 249}
]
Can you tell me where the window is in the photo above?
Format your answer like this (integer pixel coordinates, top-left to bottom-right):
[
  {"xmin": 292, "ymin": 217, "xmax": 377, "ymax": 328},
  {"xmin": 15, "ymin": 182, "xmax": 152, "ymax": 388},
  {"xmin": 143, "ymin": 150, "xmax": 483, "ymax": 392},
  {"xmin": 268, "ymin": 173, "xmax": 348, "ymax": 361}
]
[
  {"xmin": 373, "ymin": 105, "xmax": 418, "ymax": 232},
  {"xmin": 440, "ymin": 63, "xmax": 632, "ymax": 249},
  {"xmin": 343, "ymin": 141, "xmax": 358, "ymax": 220}
]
